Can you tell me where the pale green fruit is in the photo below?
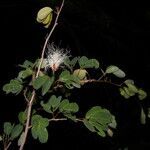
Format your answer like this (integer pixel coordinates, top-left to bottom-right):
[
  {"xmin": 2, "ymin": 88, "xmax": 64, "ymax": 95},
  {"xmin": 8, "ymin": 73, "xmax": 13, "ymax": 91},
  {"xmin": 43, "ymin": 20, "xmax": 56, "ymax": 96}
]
[
  {"xmin": 37, "ymin": 7, "xmax": 53, "ymax": 28},
  {"xmin": 73, "ymin": 69, "xmax": 87, "ymax": 80}
]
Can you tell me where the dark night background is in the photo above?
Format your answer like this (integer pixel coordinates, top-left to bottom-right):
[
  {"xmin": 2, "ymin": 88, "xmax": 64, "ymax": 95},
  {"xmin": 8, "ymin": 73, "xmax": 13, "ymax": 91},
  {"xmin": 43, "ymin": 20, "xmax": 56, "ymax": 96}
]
[{"xmin": 0, "ymin": 0, "xmax": 150, "ymax": 150}]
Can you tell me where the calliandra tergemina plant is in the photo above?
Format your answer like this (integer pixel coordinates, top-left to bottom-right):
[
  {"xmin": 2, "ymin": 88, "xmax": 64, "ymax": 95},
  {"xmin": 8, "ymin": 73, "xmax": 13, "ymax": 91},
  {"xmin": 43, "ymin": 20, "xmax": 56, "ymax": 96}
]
[{"xmin": 0, "ymin": 0, "xmax": 148, "ymax": 150}]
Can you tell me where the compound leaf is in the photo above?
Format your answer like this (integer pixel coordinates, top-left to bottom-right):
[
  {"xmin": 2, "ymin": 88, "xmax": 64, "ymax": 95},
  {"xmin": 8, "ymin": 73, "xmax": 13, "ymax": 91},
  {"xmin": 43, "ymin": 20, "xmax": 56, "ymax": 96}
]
[
  {"xmin": 3, "ymin": 79, "xmax": 23, "ymax": 95},
  {"xmin": 83, "ymin": 119, "xmax": 95, "ymax": 132},
  {"xmin": 10, "ymin": 124, "xmax": 23, "ymax": 140},
  {"xmin": 4, "ymin": 122, "xmax": 14, "ymax": 136},
  {"xmin": 42, "ymin": 76, "xmax": 54, "ymax": 95},
  {"xmin": 32, "ymin": 75, "xmax": 48, "ymax": 90}
]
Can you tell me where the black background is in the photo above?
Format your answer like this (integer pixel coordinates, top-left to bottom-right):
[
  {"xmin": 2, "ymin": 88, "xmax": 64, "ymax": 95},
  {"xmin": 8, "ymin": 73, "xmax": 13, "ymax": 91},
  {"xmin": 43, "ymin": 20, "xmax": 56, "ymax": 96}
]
[{"xmin": 0, "ymin": 0, "xmax": 150, "ymax": 150}]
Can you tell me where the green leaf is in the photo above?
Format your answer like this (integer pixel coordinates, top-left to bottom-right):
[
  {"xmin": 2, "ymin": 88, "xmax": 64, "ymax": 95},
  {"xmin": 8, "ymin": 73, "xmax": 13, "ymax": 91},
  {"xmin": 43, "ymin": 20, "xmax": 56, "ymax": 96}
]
[
  {"xmin": 70, "ymin": 57, "xmax": 79, "ymax": 67},
  {"xmin": 42, "ymin": 76, "xmax": 54, "ymax": 95},
  {"xmin": 89, "ymin": 59, "xmax": 100, "ymax": 69},
  {"xmin": 32, "ymin": 123, "xmax": 49, "ymax": 143},
  {"xmin": 38, "ymin": 128, "xmax": 48, "ymax": 143},
  {"xmin": 18, "ymin": 68, "xmax": 33, "ymax": 79},
  {"xmin": 97, "ymin": 129, "xmax": 106, "ymax": 137},
  {"xmin": 86, "ymin": 106, "xmax": 112, "ymax": 125},
  {"xmin": 19, "ymin": 60, "xmax": 33, "ymax": 69},
  {"xmin": 106, "ymin": 65, "xmax": 125, "ymax": 78},
  {"xmin": 31, "ymin": 115, "xmax": 49, "ymax": 128},
  {"xmin": 64, "ymin": 57, "xmax": 79, "ymax": 68},
  {"xmin": 3, "ymin": 79, "xmax": 23, "ymax": 95},
  {"xmin": 18, "ymin": 111, "xmax": 26, "ymax": 125},
  {"xmin": 70, "ymin": 75, "xmax": 81, "ymax": 87},
  {"xmin": 33, "ymin": 74, "xmax": 54, "ymax": 95},
  {"xmin": 4, "ymin": 122, "xmax": 14, "ymax": 136},
  {"xmin": 79, "ymin": 56, "xmax": 88, "ymax": 68},
  {"xmin": 89, "ymin": 119, "xmax": 107, "ymax": 131},
  {"xmin": 71, "ymin": 82, "xmax": 81, "ymax": 88},
  {"xmin": 112, "ymin": 69, "xmax": 126, "ymax": 78},
  {"xmin": 41, "ymin": 101, "xmax": 52, "ymax": 113},
  {"xmin": 49, "ymin": 95, "xmax": 61, "ymax": 109},
  {"xmin": 31, "ymin": 115, "xmax": 49, "ymax": 127},
  {"xmin": 59, "ymin": 100, "xmax": 79, "ymax": 113},
  {"xmin": 79, "ymin": 56, "xmax": 99, "ymax": 69},
  {"xmin": 10, "ymin": 124, "xmax": 23, "ymax": 140},
  {"xmin": 41, "ymin": 95, "xmax": 61, "ymax": 113},
  {"xmin": 35, "ymin": 59, "xmax": 47, "ymax": 69},
  {"xmin": 31, "ymin": 126, "xmax": 38, "ymax": 139},
  {"xmin": 83, "ymin": 119, "xmax": 95, "ymax": 132},
  {"xmin": 65, "ymin": 82, "xmax": 74, "ymax": 89},
  {"xmin": 138, "ymin": 89, "xmax": 147, "ymax": 100},
  {"xmin": 59, "ymin": 70, "xmax": 70, "ymax": 82},
  {"xmin": 140, "ymin": 108, "xmax": 146, "ymax": 124},
  {"xmin": 119, "ymin": 88, "xmax": 130, "ymax": 99},
  {"xmin": 124, "ymin": 79, "xmax": 134, "ymax": 85},
  {"xmin": 64, "ymin": 58, "xmax": 71, "ymax": 69},
  {"xmin": 65, "ymin": 103, "xmax": 79, "ymax": 113},
  {"xmin": 105, "ymin": 65, "xmax": 119, "ymax": 74},
  {"xmin": 31, "ymin": 115, "xmax": 49, "ymax": 143},
  {"xmin": 88, "ymin": 118, "xmax": 107, "ymax": 137},
  {"xmin": 59, "ymin": 70, "xmax": 81, "ymax": 89},
  {"xmin": 90, "ymin": 120, "xmax": 106, "ymax": 134},
  {"xmin": 125, "ymin": 83, "xmax": 138, "ymax": 93},
  {"xmin": 85, "ymin": 106, "xmax": 102, "ymax": 119},
  {"xmin": 59, "ymin": 99, "xmax": 69, "ymax": 112},
  {"xmin": 32, "ymin": 75, "xmax": 48, "ymax": 90},
  {"xmin": 84, "ymin": 106, "xmax": 114, "ymax": 137},
  {"xmin": 123, "ymin": 87, "xmax": 135, "ymax": 97},
  {"xmin": 18, "ymin": 132, "xmax": 25, "ymax": 146}
]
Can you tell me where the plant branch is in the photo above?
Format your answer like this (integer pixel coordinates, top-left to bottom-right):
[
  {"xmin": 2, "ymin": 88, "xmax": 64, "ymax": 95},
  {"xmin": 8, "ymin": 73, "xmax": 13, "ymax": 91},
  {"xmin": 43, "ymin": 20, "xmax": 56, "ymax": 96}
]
[
  {"xmin": 19, "ymin": 1, "xmax": 65, "ymax": 150},
  {"xmin": 49, "ymin": 118, "xmax": 67, "ymax": 122},
  {"xmin": 36, "ymin": 0, "xmax": 65, "ymax": 78},
  {"xmin": 27, "ymin": 117, "xmax": 83, "ymax": 130},
  {"xmin": 19, "ymin": 91, "xmax": 35, "ymax": 150},
  {"xmin": 49, "ymin": 118, "xmax": 83, "ymax": 122},
  {"xmin": 80, "ymin": 79, "xmax": 122, "ymax": 87},
  {"xmin": 98, "ymin": 69, "xmax": 106, "ymax": 80},
  {"xmin": 4, "ymin": 141, "xmax": 12, "ymax": 150},
  {"xmin": 23, "ymin": 88, "xmax": 29, "ymax": 103}
]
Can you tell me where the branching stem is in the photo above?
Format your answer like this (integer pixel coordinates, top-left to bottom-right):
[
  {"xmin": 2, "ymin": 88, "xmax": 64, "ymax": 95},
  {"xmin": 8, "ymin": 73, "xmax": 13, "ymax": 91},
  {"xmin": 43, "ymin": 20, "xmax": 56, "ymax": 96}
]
[
  {"xmin": 80, "ymin": 79, "xmax": 122, "ymax": 87},
  {"xmin": 4, "ymin": 141, "xmax": 12, "ymax": 150},
  {"xmin": 49, "ymin": 118, "xmax": 83, "ymax": 122},
  {"xmin": 19, "ymin": 1, "xmax": 65, "ymax": 150}
]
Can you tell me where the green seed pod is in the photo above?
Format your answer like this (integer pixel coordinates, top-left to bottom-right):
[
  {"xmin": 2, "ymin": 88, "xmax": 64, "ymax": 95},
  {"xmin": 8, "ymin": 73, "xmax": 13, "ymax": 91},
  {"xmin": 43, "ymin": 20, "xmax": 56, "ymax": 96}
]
[
  {"xmin": 36, "ymin": 7, "xmax": 53, "ymax": 28},
  {"xmin": 73, "ymin": 69, "xmax": 87, "ymax": 80}
]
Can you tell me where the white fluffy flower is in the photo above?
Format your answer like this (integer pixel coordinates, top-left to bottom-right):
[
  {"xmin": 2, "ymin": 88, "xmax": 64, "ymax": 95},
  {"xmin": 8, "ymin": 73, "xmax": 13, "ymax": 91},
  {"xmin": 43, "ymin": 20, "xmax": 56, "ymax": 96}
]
[{"xmin": 45, "ymin": 44, "xmax": 69, "ymax": 72}]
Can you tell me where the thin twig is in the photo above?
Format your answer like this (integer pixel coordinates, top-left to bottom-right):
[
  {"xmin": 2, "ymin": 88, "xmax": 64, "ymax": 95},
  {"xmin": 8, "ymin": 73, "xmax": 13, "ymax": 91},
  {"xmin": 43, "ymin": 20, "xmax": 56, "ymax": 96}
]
[
  {"xmin": 75, "ymin": 118, "xmax": 83, "ymax": 122},
  {"xmin": 27, "ymin": 117, "xmax": 83, "ymax": 129},
  {"xmin": 4, "ymin": 141, "xmax": 12, "ymax": 150},
  {"xmin": 19, "ymin": 91, "xmax": 35, "ymax": 150},
  {"xmin": 98, "ymin": 68, "xmax": 106, "ymax": 80},
  {"xmin": 19, "ymin": 1, "xmax": 65, "ymax": 150},
  {"xmin": 80, "ymin": 79, "xmax": 122, "ymax": 87},
  {"xmin": 49, "ymin": 118, "xmax": 67, "ymax": 122},
  {"xmin": 23, "ymin": 88, "xmax": 29, "ymax": 102},
  {"xmin": 52, "ymin": 78, "xmax": 122, "ymax": 91},
  {"xmin": 49, "ymin": 118, "xmax": 83, "ymax": 122}
]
